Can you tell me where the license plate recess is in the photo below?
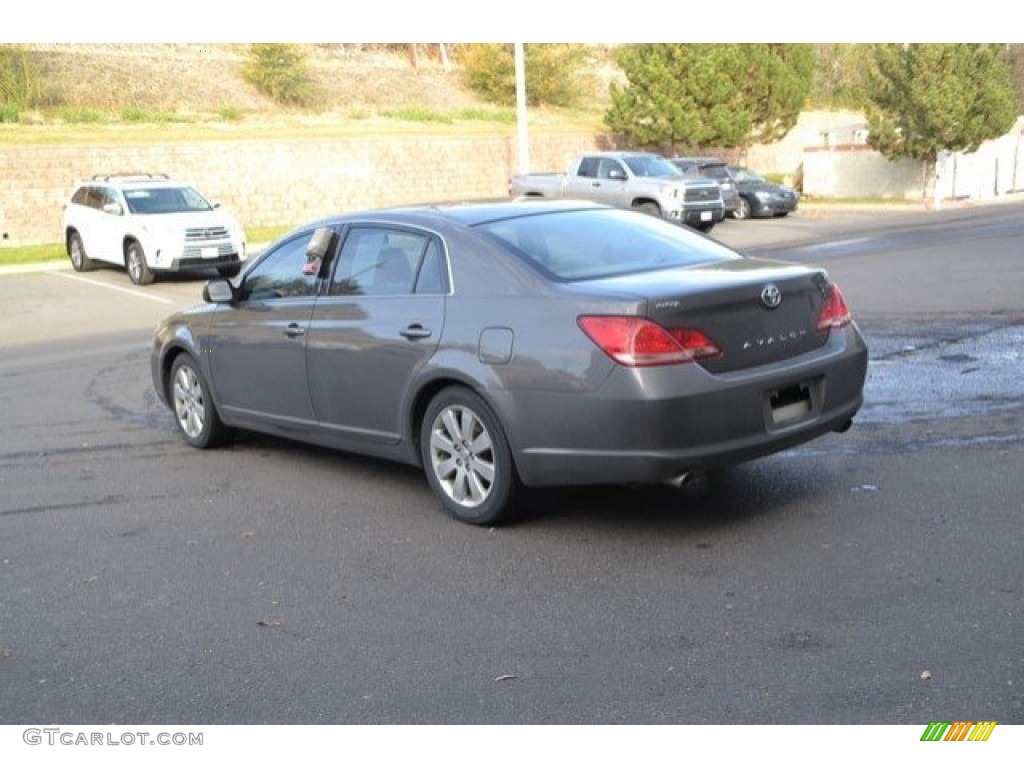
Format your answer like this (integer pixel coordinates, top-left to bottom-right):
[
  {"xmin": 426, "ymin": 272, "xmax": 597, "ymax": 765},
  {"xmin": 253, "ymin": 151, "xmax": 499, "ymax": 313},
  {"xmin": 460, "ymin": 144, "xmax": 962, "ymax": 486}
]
[{"xmin": 767, "ymin": 380, "xmax": 819, "ymax": 427}]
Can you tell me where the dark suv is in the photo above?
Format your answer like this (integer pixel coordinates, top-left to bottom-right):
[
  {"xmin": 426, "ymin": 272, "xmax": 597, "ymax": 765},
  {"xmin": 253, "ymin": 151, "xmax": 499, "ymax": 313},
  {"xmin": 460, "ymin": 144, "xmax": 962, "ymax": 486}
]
[
  {"xmin": 670, "ymin": 157, "xmax": 741, "ymax": 217},
  {"xmin": 671, "ymin": 158, "xmax": 799, "ymax": 220}
]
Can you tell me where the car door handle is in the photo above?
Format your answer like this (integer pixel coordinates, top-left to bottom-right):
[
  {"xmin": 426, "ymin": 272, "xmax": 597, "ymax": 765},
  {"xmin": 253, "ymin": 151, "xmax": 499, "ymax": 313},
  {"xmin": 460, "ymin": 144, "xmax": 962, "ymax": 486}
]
[
  {"xmin": 283, "ymin": 323, "xmax": 306, "ymax": 339},
  {"xmin": 400, "ymin": 324, "xmax": 432, "ymax": 340}
]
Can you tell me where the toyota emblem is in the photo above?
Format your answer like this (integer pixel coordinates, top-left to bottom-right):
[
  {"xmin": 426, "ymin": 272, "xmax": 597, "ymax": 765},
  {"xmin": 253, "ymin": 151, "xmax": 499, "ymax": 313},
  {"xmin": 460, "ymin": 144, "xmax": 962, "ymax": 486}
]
[{"xmin": 761, "ymin": 284, "xmax": 782, "ymax": 309}]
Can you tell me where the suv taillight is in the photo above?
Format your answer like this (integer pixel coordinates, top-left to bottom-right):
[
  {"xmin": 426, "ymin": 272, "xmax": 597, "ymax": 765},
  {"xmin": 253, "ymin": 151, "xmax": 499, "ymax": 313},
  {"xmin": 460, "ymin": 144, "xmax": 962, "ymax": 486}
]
[{"xmin": 578, "ymin": 316, "xmax": 721, "ymax": 367}]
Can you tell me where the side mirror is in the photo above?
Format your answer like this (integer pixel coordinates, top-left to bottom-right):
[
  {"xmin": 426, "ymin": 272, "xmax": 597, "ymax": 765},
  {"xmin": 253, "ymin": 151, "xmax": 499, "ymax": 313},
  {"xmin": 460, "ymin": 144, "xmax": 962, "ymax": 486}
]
[
  {"xmin": 102, "ymin": 202, "xmax": 124, "ymax": 216},
  {"xmin": 303, "ymin": 226, "xmax": 335, "ymax": 276},
  {"xmin": 608, "ymin": 169, "xmax": 627, "ymax": 181},
  {"xmin": 307, "ymin": 227, "xmax": 334, "ymax": 261},
  {"xmin": 203, "ymin": 278, "xmax": 236, "ymax": 304}
]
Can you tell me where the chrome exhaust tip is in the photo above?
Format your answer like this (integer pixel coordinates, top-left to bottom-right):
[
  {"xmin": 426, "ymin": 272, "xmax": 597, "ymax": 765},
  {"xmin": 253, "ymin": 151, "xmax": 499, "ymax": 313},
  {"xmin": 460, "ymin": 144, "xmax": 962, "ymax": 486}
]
[{"xmin": 662, "ymin": 471, "xmax": 696, "ymax": 489}]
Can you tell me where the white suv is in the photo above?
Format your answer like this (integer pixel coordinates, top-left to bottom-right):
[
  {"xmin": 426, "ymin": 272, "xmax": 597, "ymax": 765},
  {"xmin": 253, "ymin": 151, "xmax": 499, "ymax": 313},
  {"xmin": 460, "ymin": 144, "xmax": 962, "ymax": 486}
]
[{"xmin": 62, "ymin": 174, "xmax": 247, "ymax": 286}]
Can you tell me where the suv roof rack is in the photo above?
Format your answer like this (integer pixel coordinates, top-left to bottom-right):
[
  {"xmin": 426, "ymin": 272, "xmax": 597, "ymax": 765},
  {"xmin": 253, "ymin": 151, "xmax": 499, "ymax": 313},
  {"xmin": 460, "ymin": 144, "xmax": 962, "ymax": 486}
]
[{"xmin": 90, "ymin": 173, "xmax": 171, "ymax": 182}]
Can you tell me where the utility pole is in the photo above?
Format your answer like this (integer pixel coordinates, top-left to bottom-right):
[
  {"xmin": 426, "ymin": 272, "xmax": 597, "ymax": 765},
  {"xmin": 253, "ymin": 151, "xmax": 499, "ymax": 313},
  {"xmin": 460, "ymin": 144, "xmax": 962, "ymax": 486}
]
[{"xmin": 515, "ymin": 43, "xmax": 529, "ymax": 175}]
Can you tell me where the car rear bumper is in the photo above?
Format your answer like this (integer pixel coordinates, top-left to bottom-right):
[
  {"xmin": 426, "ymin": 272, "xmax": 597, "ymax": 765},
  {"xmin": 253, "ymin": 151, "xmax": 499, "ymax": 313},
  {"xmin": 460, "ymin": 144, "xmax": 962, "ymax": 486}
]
[{"xmin": 499, "ymin": 326, "xmax": 868, "ymax": 487}]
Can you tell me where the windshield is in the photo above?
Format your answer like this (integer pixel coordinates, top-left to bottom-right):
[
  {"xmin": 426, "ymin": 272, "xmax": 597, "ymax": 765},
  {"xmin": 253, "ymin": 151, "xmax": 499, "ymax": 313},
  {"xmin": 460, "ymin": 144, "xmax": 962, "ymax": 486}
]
[
  {"xmin": 731, "ymin": 168, "xmax": 764, "ymax": 183},
  {"xmin": 478, "ymin": 208, "xmax": 739, "ymax": 282},
  {"xmin": 701, "ymin": 165, "xmax": 730, "ymax": 181},
  {"xmin": 623, "ymin": 155, "xmax": 683, "ymax": 180},
  {"xmin": 123, "ymin": 186, "xmax": 214, "ymax": 214}
]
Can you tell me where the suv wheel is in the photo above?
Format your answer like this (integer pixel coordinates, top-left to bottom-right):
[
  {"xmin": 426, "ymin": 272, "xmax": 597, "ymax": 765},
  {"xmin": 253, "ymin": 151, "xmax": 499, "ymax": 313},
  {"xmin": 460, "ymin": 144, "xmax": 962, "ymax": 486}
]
[
  {"xmin": 67, "ymin": 232, "xmax": 95, "ymax": 272},
  {"xmin": 633, "ymin": 201, "xmax": 661, "ymax": 217},
  {"xmin": 126, "ymin": 241, "xmax": 154, "ymax": 285}
]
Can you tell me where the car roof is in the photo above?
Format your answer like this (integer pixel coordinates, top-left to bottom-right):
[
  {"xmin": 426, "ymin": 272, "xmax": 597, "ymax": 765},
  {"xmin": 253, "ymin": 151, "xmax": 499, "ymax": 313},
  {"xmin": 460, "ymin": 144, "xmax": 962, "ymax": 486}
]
[
  {"xmin": 671, "ymin": 156, "xmax": 727, "ymax": 166},
  {"xmin": 76, "ymin": 174, "xmax": 192, "ymax": 190},
  {"xmin": 581, "ymin": 150, "xmax": 661, "ymax": 159},
  {"xmin": 301, "ymin": 199, "xmax": 610, "ymax": 231}
]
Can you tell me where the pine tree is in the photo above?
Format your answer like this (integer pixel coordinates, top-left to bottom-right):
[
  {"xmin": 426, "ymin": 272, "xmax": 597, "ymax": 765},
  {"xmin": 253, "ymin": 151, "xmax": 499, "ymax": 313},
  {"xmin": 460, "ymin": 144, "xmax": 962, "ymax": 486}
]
[
  {"xmin": 604, "ymin": 44, "xmax": 814, "ymax": 154},
  {"xmin": 865, "ymin": 44, "xmax": 1018, "ymax": 200}
]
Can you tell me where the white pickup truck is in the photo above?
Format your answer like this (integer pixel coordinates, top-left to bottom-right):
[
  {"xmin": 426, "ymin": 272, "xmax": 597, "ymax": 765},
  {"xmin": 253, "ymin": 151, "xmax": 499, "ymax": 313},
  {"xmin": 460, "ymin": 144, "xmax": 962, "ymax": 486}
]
[{"xmin": 509, "ymin": 151, "xmax": 725, "ymax": 232}]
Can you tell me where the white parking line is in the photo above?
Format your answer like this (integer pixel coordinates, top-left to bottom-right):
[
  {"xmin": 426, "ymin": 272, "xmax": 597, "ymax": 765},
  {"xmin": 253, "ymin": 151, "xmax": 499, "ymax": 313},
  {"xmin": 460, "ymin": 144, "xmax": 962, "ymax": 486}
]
[{"xmin": 48, "ymin": 271, "xmax": 177, "ymax": 305}]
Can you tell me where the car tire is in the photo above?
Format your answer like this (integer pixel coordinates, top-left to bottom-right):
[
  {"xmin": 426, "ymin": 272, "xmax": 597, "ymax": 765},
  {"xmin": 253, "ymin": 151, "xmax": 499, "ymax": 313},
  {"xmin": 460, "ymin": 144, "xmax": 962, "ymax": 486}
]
[
  {"xmin": 420, "ymin": 387, "xmax": 521, "ymax": 526},
  {"xmin": 697, "ymin": 222, "xmax": 715, "ymax": 233},
  {"xmin": 126, "ymin": 241, "xmax": 154, "ymax": 285},
  {"xmin": 169, "ymin": 354, "xmax": 230, "ymax": 449},
  {"xmin": 733, "ymin": 198, "xmax": 752, "ymax": 220},
  {"xmin": 67, "ymin": 232, "xmax": 96, "ymax": 272},
  {"xmin": 633, "ymin": 201, "xmax": 661, "ymax": 217}
]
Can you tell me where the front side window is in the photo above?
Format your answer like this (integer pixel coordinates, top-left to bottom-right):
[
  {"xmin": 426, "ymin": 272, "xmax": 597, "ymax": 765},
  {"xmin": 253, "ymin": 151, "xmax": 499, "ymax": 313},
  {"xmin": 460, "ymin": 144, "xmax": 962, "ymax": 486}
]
[
  {"xmin": 98, "ymin": 187, "xmax": 121, "ymax": 212},
  {"xmin": 597, "ymin": 158, "xmax": 625, "ymax": 179},
  {"xmin": 331, "ymin": 227, "xmax": 446, "ymax": 296},
  {"xmin": 242, "ymin": 233, "xmax": 319, "ymax": 301},
  {"xmin": 623, "ymin": 155, "xmax": 682, "ymax": 180}
]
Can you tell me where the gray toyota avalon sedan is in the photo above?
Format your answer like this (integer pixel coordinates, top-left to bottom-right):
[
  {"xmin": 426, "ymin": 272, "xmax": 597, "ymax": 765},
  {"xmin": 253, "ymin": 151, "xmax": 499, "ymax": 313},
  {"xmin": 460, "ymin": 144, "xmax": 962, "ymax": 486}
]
[{"xmin": 152, "ymin": 200, "xmax": 868, "ymax": 525}]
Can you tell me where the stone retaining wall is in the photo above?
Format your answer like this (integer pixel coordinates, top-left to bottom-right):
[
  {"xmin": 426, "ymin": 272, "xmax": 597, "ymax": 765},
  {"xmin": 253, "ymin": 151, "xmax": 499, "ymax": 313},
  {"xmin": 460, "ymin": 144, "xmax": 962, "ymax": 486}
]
[
  {"xmin": 0, "ymin": 132, "xmax": 607, "ymax": 247},
  {"xmin": 4, "ymin": 112, "xmax": 1022, "ymax": 247}
]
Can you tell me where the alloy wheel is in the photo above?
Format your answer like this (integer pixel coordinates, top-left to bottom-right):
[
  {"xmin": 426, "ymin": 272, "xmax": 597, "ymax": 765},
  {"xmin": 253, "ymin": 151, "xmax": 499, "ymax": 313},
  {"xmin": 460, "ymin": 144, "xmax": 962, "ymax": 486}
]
[
  {"xmin": 172, "ymin": 363, "xmax": 206, "ymax": 440},
  {"xmin": 428, "ymin": 403, "xmax": 496, "ymax": 509}
]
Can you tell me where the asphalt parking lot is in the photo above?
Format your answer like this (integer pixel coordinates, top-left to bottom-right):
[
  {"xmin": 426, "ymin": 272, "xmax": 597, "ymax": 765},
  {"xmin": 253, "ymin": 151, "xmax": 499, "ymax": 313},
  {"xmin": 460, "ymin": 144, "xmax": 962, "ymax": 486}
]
[{"xmin": 1, "ymin": 203, "xmax": 1022, "ymax": 733}]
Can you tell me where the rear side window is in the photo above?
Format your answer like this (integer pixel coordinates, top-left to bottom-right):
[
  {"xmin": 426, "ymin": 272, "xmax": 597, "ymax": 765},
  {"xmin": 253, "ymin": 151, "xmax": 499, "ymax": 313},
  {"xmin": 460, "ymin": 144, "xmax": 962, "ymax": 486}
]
[
  {"xmin": 576, "ymin": 157, "xmax": 599, "ymax": 178},
  {"xmin": 71, "ymin": 186, "xmax": 110, "ymax": 210},
  {"xmin": 331, "ymin": 227, "xmax": 448, "ymax": 296},
  {"xmin": 478, "ymin": 208, "xmax": 739, "ymax": 281}
]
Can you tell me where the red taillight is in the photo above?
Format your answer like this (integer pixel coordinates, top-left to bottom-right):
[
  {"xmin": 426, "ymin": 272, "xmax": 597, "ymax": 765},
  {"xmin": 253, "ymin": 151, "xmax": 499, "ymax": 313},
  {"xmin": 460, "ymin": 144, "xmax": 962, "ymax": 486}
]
[
  {"xmin": 577, "ymin": 316, "xmax": 721, "ymax": 367},
  {"xmin": 816, "ymin": 283, "xmax": 852, "ymax": 332}
]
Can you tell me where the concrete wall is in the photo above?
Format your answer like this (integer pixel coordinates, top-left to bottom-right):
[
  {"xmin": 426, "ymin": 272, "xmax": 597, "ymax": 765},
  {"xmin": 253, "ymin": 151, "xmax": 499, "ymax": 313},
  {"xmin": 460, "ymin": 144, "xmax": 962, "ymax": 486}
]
[
  {"xmin": 0, "ymin": 132, "xmax": 606, "ymax": 247},
  {"xmin": 801, "ymin": 116, "xmax": 1024, "ymax": 201},
  {"xmin": 745, "ymin": 109, "xmax": 868, "ymax": 183},
  {"xmin": 938, "ymin": 120, "xmax": 1024, "ymax": 199},
  {"xmin": 803, "ymin": 147, "xmax": 926, "ymax": 199}
]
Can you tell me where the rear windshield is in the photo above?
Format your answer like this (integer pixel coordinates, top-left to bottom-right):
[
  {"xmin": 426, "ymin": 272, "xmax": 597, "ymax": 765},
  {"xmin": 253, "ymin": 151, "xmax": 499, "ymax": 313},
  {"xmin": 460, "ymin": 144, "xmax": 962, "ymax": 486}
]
[
  {"xmin": 124, "ymin": 186, "xmax": 214, "ymax": 214},
  {"xmin": 477, "ymin": 208, "xmax": 740, "ymax": 282}
]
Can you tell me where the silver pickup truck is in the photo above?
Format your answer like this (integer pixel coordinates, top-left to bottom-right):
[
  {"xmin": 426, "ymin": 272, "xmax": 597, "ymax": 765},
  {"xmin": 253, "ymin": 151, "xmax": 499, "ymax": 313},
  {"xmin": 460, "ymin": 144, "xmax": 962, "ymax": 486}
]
[{"xmin": 509, "ymin": 151, "xmax": 725, "ymax": 232}]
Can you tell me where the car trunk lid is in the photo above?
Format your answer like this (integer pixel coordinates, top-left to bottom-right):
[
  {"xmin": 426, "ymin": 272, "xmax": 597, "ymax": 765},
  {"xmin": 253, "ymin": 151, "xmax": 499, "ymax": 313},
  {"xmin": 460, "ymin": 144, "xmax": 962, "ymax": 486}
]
[{"xmin": 590, "ymin": 259, "xmax": 833, "ymax": 374}]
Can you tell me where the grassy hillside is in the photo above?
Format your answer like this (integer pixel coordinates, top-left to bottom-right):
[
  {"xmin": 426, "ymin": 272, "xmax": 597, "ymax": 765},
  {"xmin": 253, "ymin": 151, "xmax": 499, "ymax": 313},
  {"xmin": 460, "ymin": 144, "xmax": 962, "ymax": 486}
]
[{"xmin": 3, "ymin": 43, "xmax": 609, "ymax": 143}]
